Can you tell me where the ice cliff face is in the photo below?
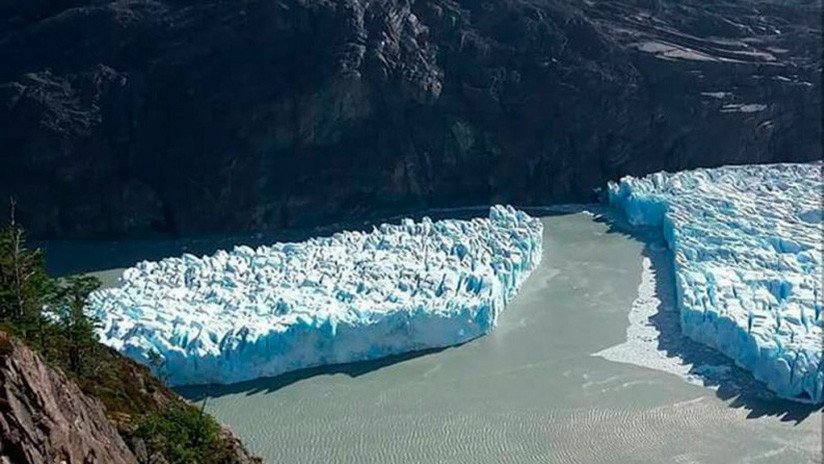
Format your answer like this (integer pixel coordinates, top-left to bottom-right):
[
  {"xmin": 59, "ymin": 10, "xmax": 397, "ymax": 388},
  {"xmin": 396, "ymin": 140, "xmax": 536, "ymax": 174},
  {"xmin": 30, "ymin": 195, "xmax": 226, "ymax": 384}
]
[
  {"xmin": 89, "ymin": 206, "xmax": 542, "ymax": 386},
  {"xmin": 609, "ymin": 163, "xmax": 823, "ymax": 403}
]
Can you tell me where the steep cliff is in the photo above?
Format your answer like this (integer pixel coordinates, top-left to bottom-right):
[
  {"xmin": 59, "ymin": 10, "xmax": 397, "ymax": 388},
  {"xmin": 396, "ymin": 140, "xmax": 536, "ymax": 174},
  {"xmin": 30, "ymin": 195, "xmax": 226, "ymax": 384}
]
[
  {"xmin": 0, "ymin": 0, "xmax": 820, "ymax": 238},
  {"xmin": 0, "ymin": 331, "xmax": 138, "ymax": 464},
  {"xmin": 0, "ymin": 330, "xmax": 261, "ymax": 464}
]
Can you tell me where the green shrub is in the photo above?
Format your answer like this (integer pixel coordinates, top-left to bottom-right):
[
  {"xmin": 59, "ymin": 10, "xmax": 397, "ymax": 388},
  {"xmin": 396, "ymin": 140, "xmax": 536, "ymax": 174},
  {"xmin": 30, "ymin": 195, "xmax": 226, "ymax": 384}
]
[
  {"xmin": 0, "ymin": 205, "xmax": 253, "ymax": 463},
  {"xmin": 133, "ymin": 403, "xmax": 233, "ymax": 464}
]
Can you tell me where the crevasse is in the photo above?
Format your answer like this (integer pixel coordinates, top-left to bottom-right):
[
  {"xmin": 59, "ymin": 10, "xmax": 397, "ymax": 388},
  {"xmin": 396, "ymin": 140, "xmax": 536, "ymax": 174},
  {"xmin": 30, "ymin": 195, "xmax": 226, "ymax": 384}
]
[
  {"xmin": 89, "ymin": 205, "xmax": 543, "ymax": 386},
  {"xmin": 609, "ymin": 163, "xmax": 823, "ymax": 403}
]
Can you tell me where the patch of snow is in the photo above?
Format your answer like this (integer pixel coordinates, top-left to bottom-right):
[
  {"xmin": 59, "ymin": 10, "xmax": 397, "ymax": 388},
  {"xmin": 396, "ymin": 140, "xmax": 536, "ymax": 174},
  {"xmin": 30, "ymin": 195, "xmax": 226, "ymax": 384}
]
[
  {"xmin": 632, "ymin": 41, "xmax": 717, "ymax": 62},
  {"xmin": 89, "ymin": 206, "xmax": 543, "ymax": 386},
  {"xmin": 721, "ymin": 103, "xmax": 768, "ymax": 113},
  {"xmin": 701, "ymin": 91, "xmax": 732, "ymax": 99}
]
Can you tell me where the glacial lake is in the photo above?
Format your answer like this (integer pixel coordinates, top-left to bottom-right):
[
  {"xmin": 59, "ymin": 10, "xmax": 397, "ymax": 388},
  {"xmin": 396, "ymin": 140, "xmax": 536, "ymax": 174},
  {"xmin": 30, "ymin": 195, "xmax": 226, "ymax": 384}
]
[{"xmin": 45, "ymin": 207, "xmax": 822, "ymax": 463}]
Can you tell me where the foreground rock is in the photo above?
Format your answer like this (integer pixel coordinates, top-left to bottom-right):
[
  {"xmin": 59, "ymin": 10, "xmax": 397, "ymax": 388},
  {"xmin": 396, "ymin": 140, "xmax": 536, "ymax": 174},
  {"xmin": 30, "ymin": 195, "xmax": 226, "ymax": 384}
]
[
  {"xmin": 0, "ymin": 330, "xmax": 261, "ymax": 463},
  {"xmin": 0, "ymin": 0, "xmax": 820, "ymax": 239},
  {"xmin": 609, "ymin": 163, "xmax": 823, "ymax": 403},
  {"xmin": 0, "ymin": 332, "xmax": 138, "ymax": 464}
]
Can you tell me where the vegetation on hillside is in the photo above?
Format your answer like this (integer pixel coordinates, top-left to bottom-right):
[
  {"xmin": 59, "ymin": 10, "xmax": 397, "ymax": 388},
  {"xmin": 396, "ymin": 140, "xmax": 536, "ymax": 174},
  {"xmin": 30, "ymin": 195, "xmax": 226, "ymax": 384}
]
[{"xmin": 0, "ymin": 202, "xmax": 252, "ymax": 464}]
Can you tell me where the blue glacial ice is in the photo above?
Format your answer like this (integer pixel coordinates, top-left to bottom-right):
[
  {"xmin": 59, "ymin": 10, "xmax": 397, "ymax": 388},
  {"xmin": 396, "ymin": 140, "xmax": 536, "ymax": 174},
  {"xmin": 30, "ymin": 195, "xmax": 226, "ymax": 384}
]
[
  {"xmin": 89, "ymin": 206, "xmax": 543, "ymax": 386},
  {"xmin": 609, "ymin": 163, "xmax": 823, "ymax": 403}
]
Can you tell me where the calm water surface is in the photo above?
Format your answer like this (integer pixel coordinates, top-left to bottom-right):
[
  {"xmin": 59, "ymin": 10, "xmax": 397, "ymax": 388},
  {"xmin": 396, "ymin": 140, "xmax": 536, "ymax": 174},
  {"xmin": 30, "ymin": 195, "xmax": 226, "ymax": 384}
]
[
  {"xmin": 50, "ymin": 209, "xmax": 823, "ymax": 463},
  {"xmin": 178, "ymin": 211, "xmax": 822, "ymax": 463}
]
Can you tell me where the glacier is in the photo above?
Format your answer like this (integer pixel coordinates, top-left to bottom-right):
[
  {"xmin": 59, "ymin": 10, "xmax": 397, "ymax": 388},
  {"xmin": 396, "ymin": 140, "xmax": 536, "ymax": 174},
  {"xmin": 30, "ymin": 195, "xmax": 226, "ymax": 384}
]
[
  {"xmin": 609, "ymin": 163, "xmax": 823, "ymax": 403},
  {"xmin": 88, "ymin": 206, "xmax": 543, "ymax": 386}
]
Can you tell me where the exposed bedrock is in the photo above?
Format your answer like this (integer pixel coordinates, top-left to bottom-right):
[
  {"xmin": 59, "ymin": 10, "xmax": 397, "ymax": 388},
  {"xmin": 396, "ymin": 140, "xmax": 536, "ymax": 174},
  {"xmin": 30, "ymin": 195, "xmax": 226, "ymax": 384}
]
[
  {"xmin": 0, "ymin": 332, "xmax": 139, "ymax": 464},
  {"xmin": 0, "ymin": 0, "xmax": 820, "ymax": 238}
]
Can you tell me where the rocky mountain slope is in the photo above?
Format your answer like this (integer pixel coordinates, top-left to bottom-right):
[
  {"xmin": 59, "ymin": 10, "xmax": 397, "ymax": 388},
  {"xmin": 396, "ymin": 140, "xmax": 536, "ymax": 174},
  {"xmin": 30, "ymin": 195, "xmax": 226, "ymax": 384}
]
[
  {"xmin": 0, "ymin": 0, "xmax": 820, "ymax": 238},
  {"xmin": 0, "ymin": 331, "xmax": 138, "ymax": 464},
  {"xmin": 0, "ymin": 330, "xmax": 261, "ymax": 464}
]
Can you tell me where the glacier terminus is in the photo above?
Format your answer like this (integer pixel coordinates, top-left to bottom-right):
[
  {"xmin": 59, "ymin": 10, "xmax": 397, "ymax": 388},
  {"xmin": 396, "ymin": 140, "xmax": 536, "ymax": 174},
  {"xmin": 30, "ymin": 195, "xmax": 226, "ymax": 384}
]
[
  {"xmin": 89, "ymin": 206, "xmax": 543, "ymax": 386},
  {"xmin": 89, "ymin": 164, "xmax": 823, "ymax": 404},
  {"xmin": 609, "ymin": 163, "xmax": 823, "ymax": 403}
]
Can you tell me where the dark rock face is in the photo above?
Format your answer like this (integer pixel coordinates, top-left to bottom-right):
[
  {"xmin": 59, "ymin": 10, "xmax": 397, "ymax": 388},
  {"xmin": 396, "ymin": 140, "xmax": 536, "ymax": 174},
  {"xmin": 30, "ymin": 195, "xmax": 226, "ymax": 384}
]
[
  {"xmin": 0, "ymin": 331, "xmax": 262, "ymax": 464},
  {"xmin": 0, "ymin": 0, "xmax": 820, "ymax": 238},
  {"xmin": 0, "ymin": 332, "xmax": 139, "ymax": 464}
]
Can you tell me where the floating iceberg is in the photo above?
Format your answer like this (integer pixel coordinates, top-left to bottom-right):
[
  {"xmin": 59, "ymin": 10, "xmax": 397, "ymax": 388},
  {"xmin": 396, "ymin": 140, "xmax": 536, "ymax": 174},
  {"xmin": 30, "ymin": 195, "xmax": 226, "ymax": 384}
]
[
  {"xmin": 609, "ymin": 163, "xmax": 823, "ymax": 403},
  {"xmin": 89, "ymin": 206, "xmax": 543, "ymax": 386}
]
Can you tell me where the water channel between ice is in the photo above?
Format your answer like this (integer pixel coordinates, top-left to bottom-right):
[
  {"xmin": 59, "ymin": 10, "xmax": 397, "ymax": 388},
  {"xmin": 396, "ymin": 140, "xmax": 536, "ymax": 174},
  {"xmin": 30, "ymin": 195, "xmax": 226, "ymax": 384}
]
[{"xmin": 48, "ymin": 207, "xmax": 823, "ymax": 463}]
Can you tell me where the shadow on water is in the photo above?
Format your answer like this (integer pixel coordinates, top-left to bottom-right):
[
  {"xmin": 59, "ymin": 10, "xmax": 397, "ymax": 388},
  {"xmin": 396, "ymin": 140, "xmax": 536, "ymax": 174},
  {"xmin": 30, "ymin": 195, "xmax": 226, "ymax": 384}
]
[
  {"xmin": 594, "ymin": 210, "xmax": 823, "ymax": 425},
  {"xmin": 176, "ymin": 345, "xmax": 452, "ymax": 402}
]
